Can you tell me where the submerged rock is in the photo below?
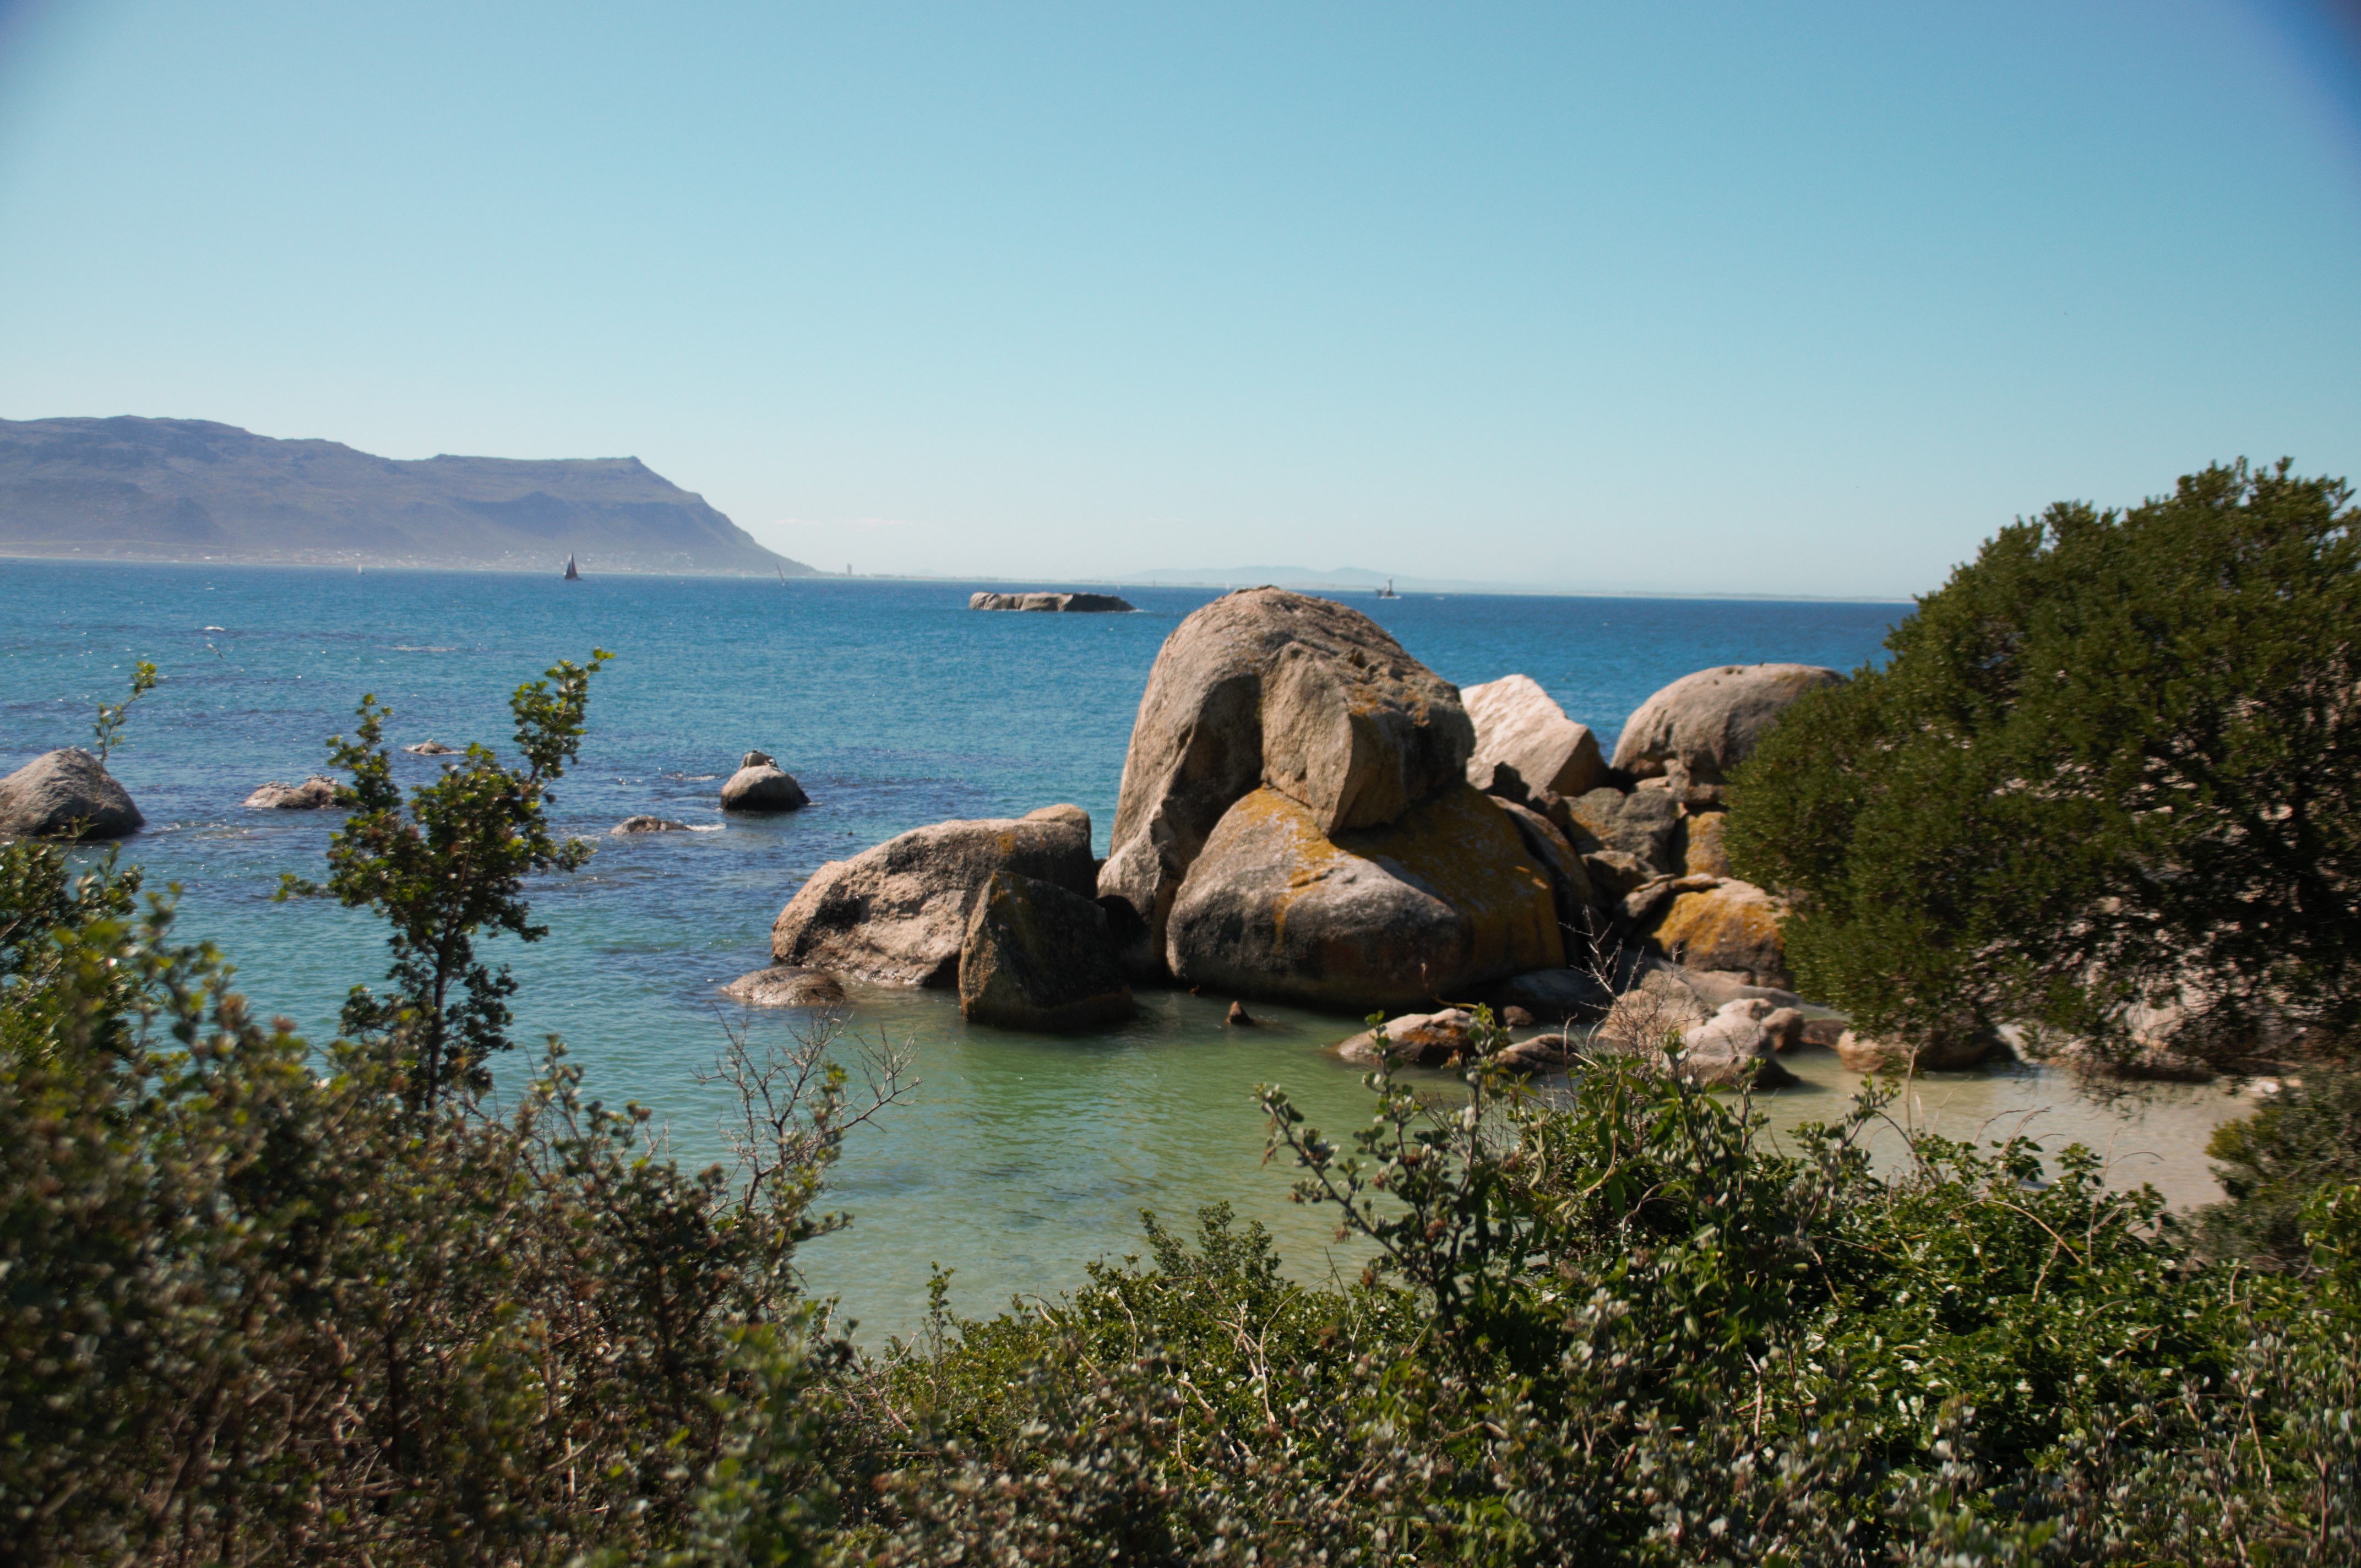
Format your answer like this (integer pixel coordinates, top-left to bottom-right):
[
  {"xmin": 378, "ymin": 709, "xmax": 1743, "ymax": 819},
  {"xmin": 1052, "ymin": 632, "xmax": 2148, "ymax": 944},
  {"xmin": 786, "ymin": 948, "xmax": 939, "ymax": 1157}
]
[
  {"xmin": 1461, "ymin": 674, "xmax": 1608, "ymax": 799},
  {"xmin": 1097, "ymin": 589, "xmax": 1474, "ymax": 979},
  {"xmin": 0, "ymin": 748, "xmax": 143, "ymax": 840},
  {"xmin": 244, "ymin": 775, "xmax": 339, "ymax": 810},
  {"xmin": 1165, "ymin": 784, "xmax": 1560, "ymax": 1012},
  {"xmin": 771, "ymin": 804, "xmax": 1097, "ymax": 987},
  {"xmin": 1227, "ymin": 1000, "xmax": 1257, "ymax": 1027},
  {"xmin": 1611, "ymin": 663, "xmax": 1843, "ymax": 785},
  {"xmin": 721, "ymin": 751, "xmax": 810, "ymax": 813},
  {"xmin": 1836, "ymin": 1026, "xmax": 2009, "ymax": 1073},
  {"xmin": 722, "ymin": 966, "xmax": 850, "ymax": 1008},
  {"xmin": 959, "ymin": 870, "xmax": 1135, "ymax": 1032},
  {"xmin": 612, "ymin": 815, "xmax": 692, "ymax": 835},
  {"xmin": 1336, "ymin": 1008, "xmax": 1483, "ymax": 1066},
  {"xmin": 403, "ymin": 739, "xmax": 457, "ymax": 755}
]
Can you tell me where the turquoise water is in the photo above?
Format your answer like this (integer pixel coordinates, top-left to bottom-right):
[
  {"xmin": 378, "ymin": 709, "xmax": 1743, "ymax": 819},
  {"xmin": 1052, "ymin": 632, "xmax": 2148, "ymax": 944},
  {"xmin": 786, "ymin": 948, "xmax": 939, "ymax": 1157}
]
[{"xmin": 0, "ymin": 560, "xmax": 2246, "ymax": 1335}]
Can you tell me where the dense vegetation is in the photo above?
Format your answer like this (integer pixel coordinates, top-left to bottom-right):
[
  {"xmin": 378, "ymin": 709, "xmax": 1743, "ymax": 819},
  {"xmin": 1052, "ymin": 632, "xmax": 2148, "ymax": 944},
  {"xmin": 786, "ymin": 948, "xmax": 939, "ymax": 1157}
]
[
  {"xmin": 4, "ymin": 627, "xmax": 2358, "ymax": 1564},
  {"xmin": 1724, "ymin": 460, "xmax": 2359, "ymax": 1074}
]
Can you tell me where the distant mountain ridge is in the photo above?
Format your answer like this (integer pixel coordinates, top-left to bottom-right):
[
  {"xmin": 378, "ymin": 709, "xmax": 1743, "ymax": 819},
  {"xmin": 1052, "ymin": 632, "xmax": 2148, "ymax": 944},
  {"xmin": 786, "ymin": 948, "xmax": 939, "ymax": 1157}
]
[{"xmin": 0, "ymin": 416, "xmax": 815, "ymax": 575}]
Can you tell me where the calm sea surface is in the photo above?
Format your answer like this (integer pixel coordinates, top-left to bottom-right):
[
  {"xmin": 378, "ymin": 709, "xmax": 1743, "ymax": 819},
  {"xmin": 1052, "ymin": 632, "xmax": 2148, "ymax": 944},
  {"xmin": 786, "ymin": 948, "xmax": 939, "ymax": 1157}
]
[{"xmin": 0, "ymin": 559, "xmax": 2249, "ymax": 1336}]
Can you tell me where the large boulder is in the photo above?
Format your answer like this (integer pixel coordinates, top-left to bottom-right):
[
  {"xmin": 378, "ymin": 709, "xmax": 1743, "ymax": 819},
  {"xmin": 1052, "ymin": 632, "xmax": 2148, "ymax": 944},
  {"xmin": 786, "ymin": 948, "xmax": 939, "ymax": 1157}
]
[
  {"xmin": 722, "ymin": 751, "xmax": 810, "ymax": 812},
  {"xmin": 0, "ymin": 749, "xmax": 142, "ymax": 840},
  {"xmin": 1611, "ymin": 663, "xmax": 1843, "ymax": 785},
  {"xmin": 245, "ymin": 775, "xmax": 339, "ymax": 810},
  {"xmin": 959, "ymin": 870, "xmax": 1135, "ymax": 1032},
  {"xmin": 1567, "ymin": 787, "xmax": 1682, "ymax": 873},
  {"xmin": 770, "ymin": 804, "xmax": 1096, "ymax": 986},
  {"xmin": 1165, "ymin": 784, "xmax": 1560, "ymax": 1012},
  {"xmin": 1461, "ymin": 674, "xmax": 1607, "ymax": 798},
  {"xmin": 1098, "ymin": 589, "xmax": 1473, "ymax": 972},
  {"xmin": 1645, "ymin": 880, "xmax": 1790, "ymax": 989}
]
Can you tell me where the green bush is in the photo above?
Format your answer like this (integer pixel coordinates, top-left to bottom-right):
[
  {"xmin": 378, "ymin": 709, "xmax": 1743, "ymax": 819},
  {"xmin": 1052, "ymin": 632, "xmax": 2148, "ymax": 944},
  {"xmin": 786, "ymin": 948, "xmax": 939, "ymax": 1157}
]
[{"xmin": 1723, "ymin": 460, "xmax": 2360, "ymax": 1071}]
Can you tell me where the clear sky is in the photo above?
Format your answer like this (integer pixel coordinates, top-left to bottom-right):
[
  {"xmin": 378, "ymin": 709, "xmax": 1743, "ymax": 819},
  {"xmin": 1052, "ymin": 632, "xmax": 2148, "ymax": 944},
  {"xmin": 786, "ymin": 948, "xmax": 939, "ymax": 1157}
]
[{"xmin": 2, "ymin": 2, "xmax": 2357, "ymax": 596}]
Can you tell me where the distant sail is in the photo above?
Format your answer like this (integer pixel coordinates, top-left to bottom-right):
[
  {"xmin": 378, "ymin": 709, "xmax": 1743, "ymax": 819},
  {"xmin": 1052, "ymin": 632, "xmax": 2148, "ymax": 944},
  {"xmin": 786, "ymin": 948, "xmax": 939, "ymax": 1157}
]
[{"xmin": 563, "ymin": 553, "xmax": 580, "ymax": 581}]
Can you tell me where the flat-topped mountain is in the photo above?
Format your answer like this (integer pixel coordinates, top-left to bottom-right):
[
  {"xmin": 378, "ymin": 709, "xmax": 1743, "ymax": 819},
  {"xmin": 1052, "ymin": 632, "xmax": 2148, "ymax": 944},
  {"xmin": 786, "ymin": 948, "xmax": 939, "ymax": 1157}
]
[{"xmin": 0, "ymin": 416, "xmax": 815, "ymax": 575}]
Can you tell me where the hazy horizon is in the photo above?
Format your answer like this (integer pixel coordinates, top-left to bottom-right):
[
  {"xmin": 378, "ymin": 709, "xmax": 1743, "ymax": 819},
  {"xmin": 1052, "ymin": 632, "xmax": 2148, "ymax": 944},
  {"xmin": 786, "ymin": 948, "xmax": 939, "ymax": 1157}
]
[{"xmin": 3, "ymin": 2, "xmax": 2358, "ymax": 598}]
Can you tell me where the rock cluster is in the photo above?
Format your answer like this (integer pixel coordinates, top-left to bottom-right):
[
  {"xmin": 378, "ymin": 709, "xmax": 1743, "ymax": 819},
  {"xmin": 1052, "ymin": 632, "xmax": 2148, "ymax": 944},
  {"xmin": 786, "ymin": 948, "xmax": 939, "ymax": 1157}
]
[
  {"xmin": 244, "ymin": 776, "xmax": 339, "ymax": 810},
  {"xmin": 970, "ymin": 591, "xmax": 1136, "ymax": 613},
  {"xmin": 1097, "ymin": 589, "xmax": 1560, "ymax": 1010},
  {"xmin": 0, "ymin": 749, "xmax": 143, "ymax": 840}
]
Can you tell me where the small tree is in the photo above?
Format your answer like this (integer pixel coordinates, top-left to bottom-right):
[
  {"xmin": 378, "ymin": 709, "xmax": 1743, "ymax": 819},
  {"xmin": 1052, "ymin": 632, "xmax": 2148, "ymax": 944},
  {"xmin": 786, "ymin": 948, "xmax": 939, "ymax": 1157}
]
[
  {"xmin": 1726, "ymin": 460, "xmax": 2360, "ymax": 1070},
  {"xmin": 283, "ymin": 649, "xmax": 611, "ymax": 1111},
  {"xmin": 89, "ymin": 660, "xmax": 156, "ymax": 764}
]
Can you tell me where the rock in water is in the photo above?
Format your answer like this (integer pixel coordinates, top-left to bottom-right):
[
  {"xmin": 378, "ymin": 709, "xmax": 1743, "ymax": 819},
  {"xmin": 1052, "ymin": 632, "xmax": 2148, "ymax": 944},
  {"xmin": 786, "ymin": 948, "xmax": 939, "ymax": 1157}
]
[
  {"xmin": 1227, "ymin": 1000, "xmax": 1256, "ymax": 1027},
  {"xmin": 1489, "ymin": 966, "xmax": 1615, "ymax": 1025},
  {"xmin": 1098, "ymin": 589, "xmax": 1473, "ymax": 974},
  {"xmin": 1678, "ymin": 1000, "xmax": 1800, "ymax": 1088},
  {"xmin": 971, "ymin": 591, "xmax": 1135, "ymax": 612},
  {"xmin": 612, "ymin": 815, "xmax": 691, "ymax": 834},
  {"xmin": 1501, "ymin": 1005, "xmax": 1536, "ymax": 1028},
  {"xmin": 404, "ymin": 739, "xmax": 456, "ymax": 755},
  {"xmin": 1461, "ymin": 673, "xmax": 1608, "ymax": 798},
  {"xmin": 721, "ymin": 750, "xmax": 810, "ymax": 813},
  {"xmin": 0, "ymin": 748, "xmax": 143, "ymax": 839},
  {"xmin": 244, "ymin": 775, "xmax": 339, "ymax": 810},
  {"xmin": 1336, "ymin": 1008, "xmax": 1482, "ymax": 1066},
  {"xmin": 1610, "ymin": 663, "xmax": 1843, "ymax": 785},
  {"xmin": 1165, "ymin": 784, "xmax": 1561, "ymax": 1012},
  {"xmin": 771, "ymin": 804, "xmax": 1097, "ymax": 986},
  {"xmin": 1492, "ymin": 1032, "xmax": 1577, "ymax": 1073},
  {"xmin": 1835, "ymin": 1027, "xmax": 2008, "ymax": 1073},
  {"xmin": 958, "ymin": 871, "xmax": 1135, "ymax": 1032},
  {"xmin": 722, "ymin": 966, "xmax": 849, "ymax": 1008},
  {"xmin": 1645, "ymin": 880, "xmax": 1791, "ymax": 989}
]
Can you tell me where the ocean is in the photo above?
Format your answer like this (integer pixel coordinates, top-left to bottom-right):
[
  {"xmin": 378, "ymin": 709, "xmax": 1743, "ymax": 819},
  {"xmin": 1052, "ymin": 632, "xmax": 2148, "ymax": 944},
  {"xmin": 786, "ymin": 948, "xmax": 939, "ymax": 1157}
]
[{"xmin": 0, "ymin": 559, "xmax": 2245, "ymax": 1337}]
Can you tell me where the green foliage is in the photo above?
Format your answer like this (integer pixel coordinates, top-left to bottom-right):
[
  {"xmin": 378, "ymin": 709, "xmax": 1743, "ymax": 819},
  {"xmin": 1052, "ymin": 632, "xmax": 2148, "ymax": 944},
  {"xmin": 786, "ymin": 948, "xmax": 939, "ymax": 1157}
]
[
  {"xmin": 2200, "ymin": 1066, "xmax": 2361, "ymax": 1267},
  {"xmin": 89, "ymin": 658, "xmax": 156, "ymax": 764},
  {"xmin": 1724, "ymin": 460, "xmax": 2361, "ymax": 1069},
  {"xmin": 281, "ymin": 649, "xmax": 612, "ymax": 1112}
]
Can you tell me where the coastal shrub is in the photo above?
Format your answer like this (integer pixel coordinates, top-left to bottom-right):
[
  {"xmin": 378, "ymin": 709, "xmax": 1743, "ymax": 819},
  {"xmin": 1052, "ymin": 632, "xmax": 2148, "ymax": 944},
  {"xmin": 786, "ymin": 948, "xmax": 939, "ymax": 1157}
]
[
  {"xmin": 1723, "ymin": 459, "xmax": 2361, "ymax": 1072},
  {"xmin": 281, "ymin": 648, "xmax": 612, "ymax": 1112}
]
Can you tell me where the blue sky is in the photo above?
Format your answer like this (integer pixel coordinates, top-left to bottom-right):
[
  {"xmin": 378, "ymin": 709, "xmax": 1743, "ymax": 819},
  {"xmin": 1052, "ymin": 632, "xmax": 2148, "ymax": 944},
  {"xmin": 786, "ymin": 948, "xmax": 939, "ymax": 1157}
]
[{"xmin": 2, "ymin": 2, "xmax": 2357, "ymax": 596}]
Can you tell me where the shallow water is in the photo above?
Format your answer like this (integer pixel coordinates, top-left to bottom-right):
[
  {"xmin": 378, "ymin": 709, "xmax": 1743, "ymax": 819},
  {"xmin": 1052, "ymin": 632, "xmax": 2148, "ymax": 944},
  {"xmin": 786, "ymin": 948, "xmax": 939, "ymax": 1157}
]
[{"xmin": 0, "ymin": 559, "xmax": 2249, "ymax": 1335}]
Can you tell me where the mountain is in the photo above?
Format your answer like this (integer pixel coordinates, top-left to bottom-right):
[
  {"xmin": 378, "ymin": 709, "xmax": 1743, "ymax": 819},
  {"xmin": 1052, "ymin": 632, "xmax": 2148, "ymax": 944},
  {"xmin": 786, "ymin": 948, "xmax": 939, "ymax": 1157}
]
[{"xmin": 0, "ymin": 417, "xmax": 815, "ymax": 575}]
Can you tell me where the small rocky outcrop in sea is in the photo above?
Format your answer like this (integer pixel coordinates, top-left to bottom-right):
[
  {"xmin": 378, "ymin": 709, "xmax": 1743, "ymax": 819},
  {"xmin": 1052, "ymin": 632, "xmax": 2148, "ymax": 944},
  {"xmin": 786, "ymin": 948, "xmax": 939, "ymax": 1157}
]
[
  {"xmin": 612, "ymin": 815, "xmax": 691, "ymax": 835},
  {"xmin": 0, "ymin": 748, "xmax": 143, "ymax": 840},
  {"xmin": 721, "ymin": 752, "xmax": 809, "ymax": 812},
  {"xmin": 770, "ymin": 804, "xmax": 1097, "ymax": 987},
  {"xmin": 1461, "ymin": 673, "xmax": 1607, "ymax": 798},
  {"xmin": 970, "ymin": 591, "xmax": 1135, "ymax": 613},
  {"xmin": 244, "ymin": 775, "xmax": 339, "ymax": 810},
  {"xmin": 404, "ymin": 740, "xmax": 457, "ymax": 755},
  {"xmin": 958, "ymin": 870, "xmax": 1134, "ymax": 1032},
  {"xmin": 1609, "ymin": 662, "xmax": 1843, "ymax": 798},
  {"xmin": 1594, "ymin": 973, "xmax": 1798, "ymax": 1087},
  {"xmin": 722, "ymin": 966, "xmax": 848, "ymax": 1009}
]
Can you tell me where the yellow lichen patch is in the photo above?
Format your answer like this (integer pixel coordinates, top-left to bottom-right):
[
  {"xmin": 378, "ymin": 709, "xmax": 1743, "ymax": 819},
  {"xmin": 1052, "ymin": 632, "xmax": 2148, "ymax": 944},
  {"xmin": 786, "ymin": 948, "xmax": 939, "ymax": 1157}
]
[
  {"xmin": 1650, "ymin": 884, "xmax": 1784, "ymax": 977},
  {"xmin": 1335, "ymin": 785, "xmax": 1562, "ymax": 974},
  {"xmin": 1682, "ymin": 812, "xmax": 1732, "ymax": 877}
]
